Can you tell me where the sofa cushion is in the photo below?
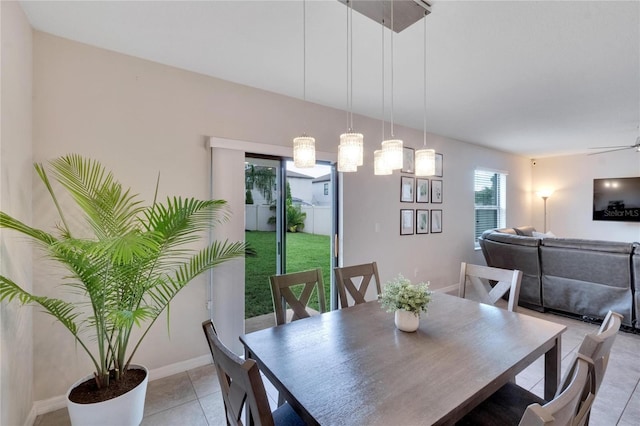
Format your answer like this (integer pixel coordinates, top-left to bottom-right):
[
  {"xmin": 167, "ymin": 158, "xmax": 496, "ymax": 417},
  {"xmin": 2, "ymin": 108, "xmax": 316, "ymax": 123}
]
[
  {"xmin": 495, "ymin": 228, "xmax": 518, "ymax": 235},
  {"xmin": 514, "ymin": 226, "xmax": 536, "ymax": 237}
]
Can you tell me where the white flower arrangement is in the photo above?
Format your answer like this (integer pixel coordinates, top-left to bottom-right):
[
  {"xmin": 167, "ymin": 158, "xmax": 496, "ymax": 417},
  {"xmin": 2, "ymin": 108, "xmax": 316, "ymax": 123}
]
[{"xmin": 379, "ymin": 274, "xmax": 432, "ymax": 317}]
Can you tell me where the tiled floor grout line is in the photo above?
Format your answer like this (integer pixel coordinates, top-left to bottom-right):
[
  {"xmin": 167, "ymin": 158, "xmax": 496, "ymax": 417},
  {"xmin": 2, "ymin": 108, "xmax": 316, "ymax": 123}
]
[{"xmin": 616, "ymin": 376, "xmax": 640, "ymax": 424}]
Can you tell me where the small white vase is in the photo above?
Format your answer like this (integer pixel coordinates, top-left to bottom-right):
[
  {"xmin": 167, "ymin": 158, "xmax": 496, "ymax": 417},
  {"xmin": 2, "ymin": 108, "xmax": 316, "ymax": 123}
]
[
  {"xmin": 67, "ymin": 364, "xmax": 148, "ymax": 426},
  {"xmin": 395, "ymin": 309, "xmax": 420, "ymax": 332}
]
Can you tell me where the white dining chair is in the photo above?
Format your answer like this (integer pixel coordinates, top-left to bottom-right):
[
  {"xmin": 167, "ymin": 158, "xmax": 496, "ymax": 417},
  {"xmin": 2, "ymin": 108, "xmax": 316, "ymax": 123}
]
[{"xmin": 459, "ymin": 262, "xmax": 523, "ymax": 312}]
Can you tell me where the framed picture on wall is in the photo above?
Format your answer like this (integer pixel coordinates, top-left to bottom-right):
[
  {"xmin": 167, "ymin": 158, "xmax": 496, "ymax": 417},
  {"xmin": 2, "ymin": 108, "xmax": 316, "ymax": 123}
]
[
  {"xmin": 402, "ymin": 147, "xmax": 415, "ymax": 174},
  {"xmin": 401, "ymin": 176, "xmax": 414, "ymax": 203},
  {"xmin": 431, "ymin": 179, "xmax": 443, "ymax": 203},
  {"xmin": 400, "ymin": 209, "xmax": 414, "ymax": 235},
  {"xmin": 416, "ymin": 179, "xmax": 429, "ymax": 203},
  {"xmin": 416, "ymin": 209, "xmax": 429, "ymax": 234},
  {"xmin": 431, "ymin": 209, "xmax": 443, "ymax": 233},
  {"xmin": 435, "ymin": 153, "xmax": 443, "ymax": 177}
]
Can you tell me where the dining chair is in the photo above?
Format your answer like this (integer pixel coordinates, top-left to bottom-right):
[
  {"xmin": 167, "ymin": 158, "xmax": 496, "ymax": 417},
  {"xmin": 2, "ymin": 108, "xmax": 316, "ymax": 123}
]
[
  {"xmin": 458, "ymin": 262, "xmax": 523, "ymax": 312},
  {"xmin": 334, "ymin": 261, "xmax": 381, "ymax": 308},
  {"xmin": 270, "ymin": 268, "xmax": 326, "ymax": 326},
  {"xmin": 457, "ymin": 353, "xmax": 596, "ymax": 426},
  {"xmin": 201, "ymin": 320, "xmax": 306, "ymax": 426},
  {"xmin": 576, "ymin": 310, "xmax": 623, "ymax": 393},
  {"xmin": 457, "ymin": 311, "xmax": 622, "ymax": 426}
]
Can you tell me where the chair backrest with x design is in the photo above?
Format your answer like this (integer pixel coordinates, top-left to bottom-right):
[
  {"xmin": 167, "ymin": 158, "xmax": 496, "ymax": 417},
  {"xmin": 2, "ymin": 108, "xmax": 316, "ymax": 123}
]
[
  {"xmin": 334, "ymin": 262, "xmax": 382, "ymax": 308},
  {"xmin": 201, "ymin": 320, "xmax": 275, "ymax": 426},
  {"xmin": 459, "ymin": 262, "xmax": 523, "ymax": 312},
  {"xmin": 270, "ymin": 268, "xmax": 326, "ymax": 326}
]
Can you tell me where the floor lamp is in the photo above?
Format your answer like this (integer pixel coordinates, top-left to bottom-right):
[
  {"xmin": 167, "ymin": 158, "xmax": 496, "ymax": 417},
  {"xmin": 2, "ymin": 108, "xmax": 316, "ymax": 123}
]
[{"xmin": 537, "ymin": 190, "xmax": 554, "ymax": 233}]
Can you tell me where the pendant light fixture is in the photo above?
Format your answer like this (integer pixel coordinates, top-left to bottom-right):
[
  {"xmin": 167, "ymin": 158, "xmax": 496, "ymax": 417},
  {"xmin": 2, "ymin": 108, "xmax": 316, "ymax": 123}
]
[
  {"xmin": 338, "ymin": 0, "xmax": 363, "ymax": 172},
  {"xmin": 293, "ymin": 0, "xmax": 316, "ymax": 168},
  {"xmin": 375, "ymin": 18, "xmax": 391, "ymax": 176},
  {"xmin": 415, "ymin": 11, "xmax": 436, "ymax": 176},
  {"xmin": 381, "ymin": 0, "xmax": 403, "ymax": 170}
]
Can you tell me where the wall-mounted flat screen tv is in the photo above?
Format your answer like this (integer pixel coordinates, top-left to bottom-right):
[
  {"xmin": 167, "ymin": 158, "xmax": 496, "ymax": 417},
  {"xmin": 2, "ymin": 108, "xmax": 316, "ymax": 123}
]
[{"xmin": 593, "ymin": 177, "xmax": 640, "ymax": 222}]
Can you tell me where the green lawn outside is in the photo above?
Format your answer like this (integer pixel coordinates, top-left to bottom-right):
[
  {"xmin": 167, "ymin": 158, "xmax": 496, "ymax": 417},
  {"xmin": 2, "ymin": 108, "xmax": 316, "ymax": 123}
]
[{"xmin": 245, "ymin": 231, "xmax": 332, "ymax": 318}]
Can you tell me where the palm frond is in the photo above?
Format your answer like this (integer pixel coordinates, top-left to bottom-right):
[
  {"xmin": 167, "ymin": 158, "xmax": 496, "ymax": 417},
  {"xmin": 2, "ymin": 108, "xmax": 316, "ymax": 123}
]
[
  {"xmin": 49, "ymin": 154, "xmax": 145, "ymax": 239},
  {"xmin": 0, "ymin": 212, "xmax": 58, "ymax": 245},
  {"xmin": 0, "ymin": 275, "xmax": 81, "ymax": 336},
  {"xmin": 146, "ymin": 240, "xmax": 246, "ymax": 309},
  {"xmin": 143, "ymin": 198, "xmax": 229, "ymax": 246}
]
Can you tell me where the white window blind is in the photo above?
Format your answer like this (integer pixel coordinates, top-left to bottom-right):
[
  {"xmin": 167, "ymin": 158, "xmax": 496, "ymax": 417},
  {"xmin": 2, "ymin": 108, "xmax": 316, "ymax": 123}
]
[{"xmin": 474, "ymin": 169, "xmax": 507, "ymax": 246}]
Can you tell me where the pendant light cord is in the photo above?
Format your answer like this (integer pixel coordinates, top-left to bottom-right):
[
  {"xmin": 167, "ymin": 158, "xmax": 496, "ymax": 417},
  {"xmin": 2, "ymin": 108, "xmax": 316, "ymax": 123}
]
[
  {"xmin": 423, "ymin": 12, "xmax": 427, "ymax": 147},
  {"xmin": 303, "ymin": 0, "xmax": 306, "ymax": 103},
  {"xmin": 390, "ymin": 1, "xmax": 395, "ymax": 137},
  {"xmin": 350, "ymin": 1, "xmax": 354, "ymax": 130},
  {"xmin": 381, "ymin": 18, "xmax": 385, "ymax": 140},
  {"xmin": 302, "ymin": 0, "xmax": 307, "ymax": 133},
  {"xmin": 345, "ymin": 1, "xmax": 350, "ymax": 131}
]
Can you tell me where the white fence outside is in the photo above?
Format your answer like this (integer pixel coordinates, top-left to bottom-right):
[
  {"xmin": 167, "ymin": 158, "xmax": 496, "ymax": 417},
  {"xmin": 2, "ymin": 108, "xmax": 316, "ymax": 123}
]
[{"xmin": 245, "ymin": 205, "xmax": 331, "ymax": 236}]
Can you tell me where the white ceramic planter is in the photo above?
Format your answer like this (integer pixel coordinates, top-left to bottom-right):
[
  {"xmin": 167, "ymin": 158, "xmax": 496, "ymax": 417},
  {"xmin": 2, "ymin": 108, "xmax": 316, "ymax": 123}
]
[
  {"xmin": 67, "ymin": 364, "xmax": 148, "ymax": 426},
  {"xmin": 395, "ymin": 309, "xmax": 420, "ymax": 332}
]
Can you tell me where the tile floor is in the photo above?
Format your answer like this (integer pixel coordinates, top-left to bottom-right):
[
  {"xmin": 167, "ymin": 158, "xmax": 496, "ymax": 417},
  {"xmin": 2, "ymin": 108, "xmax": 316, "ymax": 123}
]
[{"xmin": 35, "ymin": 308, "xmax": 640, "ymax": 426}]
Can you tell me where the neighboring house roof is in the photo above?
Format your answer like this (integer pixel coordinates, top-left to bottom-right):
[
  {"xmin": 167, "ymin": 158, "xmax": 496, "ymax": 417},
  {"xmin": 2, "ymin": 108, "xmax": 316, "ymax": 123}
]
[
  {"xmin": 313, "ymin": 174, "xmax": 331, "ymax": 183},
  {"xmin": 286, "ymin": 170, "xmax": 314, "ymax": 179}
]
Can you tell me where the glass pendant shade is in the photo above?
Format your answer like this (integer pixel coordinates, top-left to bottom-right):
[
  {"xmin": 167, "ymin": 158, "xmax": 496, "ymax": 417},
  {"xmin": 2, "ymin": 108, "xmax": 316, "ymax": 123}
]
[
  {"xmin": 381, "ymin": 139, "xmax": 403, "ymax": 170},
  {"xmin": 293, "ymin": 135, "xmax": 316, "ymax": 168},
  {"xmin": 339, "ymin": 132, "xmax": 364, "ymax": 166},
  {"xmin": 338, "ymin": 142, "xmax": 358, "ymax": 172},
  {"xmin": 374, "ymin": 149, "xmax": 392, "ymax": 175},
  {"xmin": 415, "ymin": 148, "xmax": 436, "ymax": 176}
]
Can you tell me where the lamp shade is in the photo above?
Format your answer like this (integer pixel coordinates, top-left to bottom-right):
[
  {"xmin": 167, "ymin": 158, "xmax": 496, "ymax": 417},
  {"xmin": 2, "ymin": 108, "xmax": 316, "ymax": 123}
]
[
  {"xmin": 381, "ymin": 139, "xmax": 403, "ymax": 170},
  {"xmin": 338, "ymin": 142, "xmax": 358, "ymax": 172},
  {"xmin": 293, "ymin": 135, "xmax": 316, "ymax": 168},
  {"xmin": 374, "ymin": 149, "xmax": 392, "ymax": 175},
  {"xmin": 339, "ymin": 132, "xmax": 364, "ymax": 166},
  {"xmin": 537, "ymin": 189, "xmax": 554, "ymax": 199},
  {"xmin": 415, "ymin": 148, "xmax": 436, "ymax": 176}
]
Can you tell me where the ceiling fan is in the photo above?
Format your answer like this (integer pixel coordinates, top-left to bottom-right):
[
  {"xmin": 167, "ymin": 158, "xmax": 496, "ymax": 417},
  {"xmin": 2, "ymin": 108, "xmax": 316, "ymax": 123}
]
[{"xmin": 588, "ymin": 135, "xmax": 640, "ymax": 155}]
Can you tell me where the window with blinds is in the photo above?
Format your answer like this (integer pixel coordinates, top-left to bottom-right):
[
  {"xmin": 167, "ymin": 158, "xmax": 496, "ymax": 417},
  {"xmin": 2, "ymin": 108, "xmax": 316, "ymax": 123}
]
[{"xmin": 474, "ymin": 169, "xmax": 507, "ymax": 247}]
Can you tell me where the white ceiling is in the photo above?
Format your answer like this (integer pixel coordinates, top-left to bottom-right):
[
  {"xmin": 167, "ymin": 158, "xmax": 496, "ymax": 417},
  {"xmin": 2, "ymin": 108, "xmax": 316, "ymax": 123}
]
[{"xmin": 20, "ymin": 0, "xmax": 640, "ymax": 158}]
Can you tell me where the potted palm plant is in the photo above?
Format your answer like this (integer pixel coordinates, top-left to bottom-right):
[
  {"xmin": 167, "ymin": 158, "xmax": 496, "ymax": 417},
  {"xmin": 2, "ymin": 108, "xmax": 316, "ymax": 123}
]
[{"xmin": 0, "ymin": 154, "xmax": 247, "ymax": 425}]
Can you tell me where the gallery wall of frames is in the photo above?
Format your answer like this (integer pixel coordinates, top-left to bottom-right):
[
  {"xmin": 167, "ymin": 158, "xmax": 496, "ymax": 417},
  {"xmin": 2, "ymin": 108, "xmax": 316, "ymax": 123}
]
[{"xmin": 399, "ymin": 149, "xmax": 443, "ymax": 236}]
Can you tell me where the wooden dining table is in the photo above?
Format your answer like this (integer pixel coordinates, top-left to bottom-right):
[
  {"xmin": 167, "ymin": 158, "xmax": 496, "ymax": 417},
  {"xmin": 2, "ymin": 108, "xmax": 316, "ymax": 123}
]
[{"xmin": 240, "ymin": 292, "xmax": 566, "ymax": 426}]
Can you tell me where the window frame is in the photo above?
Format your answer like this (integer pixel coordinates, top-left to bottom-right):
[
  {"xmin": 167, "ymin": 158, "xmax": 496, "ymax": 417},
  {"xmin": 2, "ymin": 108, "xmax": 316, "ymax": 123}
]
[{"xmin": 474, "ymin": 168, "xmax": 507, "ymax": 248}]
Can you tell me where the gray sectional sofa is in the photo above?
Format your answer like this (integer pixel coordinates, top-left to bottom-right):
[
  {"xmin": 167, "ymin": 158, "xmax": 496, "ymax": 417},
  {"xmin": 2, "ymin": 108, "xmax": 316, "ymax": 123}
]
[{"xmin": 479, "ymin": 226, "xmax": 638, "ymax": 328}]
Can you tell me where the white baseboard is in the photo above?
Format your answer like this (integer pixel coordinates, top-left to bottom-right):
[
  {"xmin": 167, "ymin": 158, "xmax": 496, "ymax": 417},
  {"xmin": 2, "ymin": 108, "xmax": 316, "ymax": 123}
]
[
  {"xmin": 28, "ymin": 354, "xmax": 214, "ymax": 423},
  {"xmin": 148, "ymin": 354, "xmax": 212, "ymax": 381},
  {"xmin": 31, "ymin": 395, "xmax": 67, "ymax": 420},
  {"xmin": 435, "ymin": 284, "xmax": 459, "ymax": 295}
]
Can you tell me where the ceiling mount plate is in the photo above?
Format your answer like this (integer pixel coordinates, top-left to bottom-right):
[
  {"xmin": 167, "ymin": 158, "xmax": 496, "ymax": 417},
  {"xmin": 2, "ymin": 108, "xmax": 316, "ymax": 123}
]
[{"xmin": 337, "ymin": 0, "xmax": 431, "ymax": 33}]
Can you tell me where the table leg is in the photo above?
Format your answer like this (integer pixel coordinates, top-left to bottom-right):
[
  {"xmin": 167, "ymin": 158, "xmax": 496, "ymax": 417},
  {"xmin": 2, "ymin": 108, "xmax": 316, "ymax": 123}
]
[{"xmin": 544, "ymin": 335, "xmax": 561, "ymax": 400}]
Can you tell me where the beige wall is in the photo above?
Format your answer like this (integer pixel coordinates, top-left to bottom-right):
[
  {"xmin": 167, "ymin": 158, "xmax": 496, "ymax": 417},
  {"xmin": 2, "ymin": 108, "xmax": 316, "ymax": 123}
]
[
  {"xmin": 0, "ymin": 1, "xmax": 34, "ymax": 425},
  {"xmin": 532, "ymin": 151, "xmax": 640, "ymax": 242},
  {"xmin": 29, "ymin": 31, "xmax": 532, "ymax": 402}
]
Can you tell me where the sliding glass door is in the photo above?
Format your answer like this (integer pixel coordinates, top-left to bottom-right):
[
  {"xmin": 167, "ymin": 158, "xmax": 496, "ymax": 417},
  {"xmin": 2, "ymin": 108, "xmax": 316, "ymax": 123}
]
[{"xmin": 244, "ymin": 154, "xmax": 336, "ymax": 331}]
